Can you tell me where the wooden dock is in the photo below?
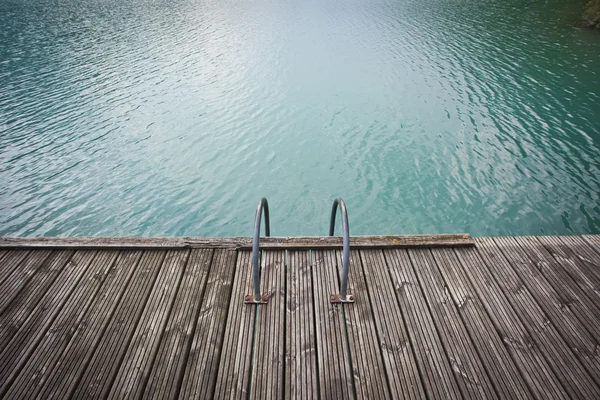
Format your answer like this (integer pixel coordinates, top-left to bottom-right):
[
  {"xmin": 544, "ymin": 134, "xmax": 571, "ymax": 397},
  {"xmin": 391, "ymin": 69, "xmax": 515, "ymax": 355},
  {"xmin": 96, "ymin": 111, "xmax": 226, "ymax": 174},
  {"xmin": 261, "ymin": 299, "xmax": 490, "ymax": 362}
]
[{"xmin": 0, "ymin": 234, "xmax": 600, "ymax": 399}]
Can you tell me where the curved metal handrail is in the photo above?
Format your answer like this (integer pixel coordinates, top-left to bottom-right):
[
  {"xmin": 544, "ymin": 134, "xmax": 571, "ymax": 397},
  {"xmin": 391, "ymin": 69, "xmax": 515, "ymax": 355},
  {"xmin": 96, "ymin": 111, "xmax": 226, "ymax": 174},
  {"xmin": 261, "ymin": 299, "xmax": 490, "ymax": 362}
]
[
  {"xmin": 245, "ymin": 197, "xmax": 270, "ymax": 304},
  {"xmin": 329, "ymin": 198, "xmax": 354, "ymax": 303}
]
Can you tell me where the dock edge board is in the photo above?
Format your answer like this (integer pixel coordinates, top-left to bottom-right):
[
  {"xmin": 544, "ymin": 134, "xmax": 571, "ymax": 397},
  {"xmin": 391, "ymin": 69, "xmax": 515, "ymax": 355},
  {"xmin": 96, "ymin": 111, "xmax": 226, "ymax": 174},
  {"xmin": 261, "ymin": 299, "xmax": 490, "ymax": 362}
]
[{"xmin": 0, "ymin": 234, "xmax": 475, "ymax": 249}]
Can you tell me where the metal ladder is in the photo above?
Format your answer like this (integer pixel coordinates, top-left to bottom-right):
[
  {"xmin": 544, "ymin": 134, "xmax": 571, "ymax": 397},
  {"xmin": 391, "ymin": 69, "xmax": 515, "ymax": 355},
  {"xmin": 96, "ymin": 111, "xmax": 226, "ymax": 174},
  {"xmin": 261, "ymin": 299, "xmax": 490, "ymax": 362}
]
[{"xmin": 244, "ymin": 197, "xmax": 354, "ymax": 305}]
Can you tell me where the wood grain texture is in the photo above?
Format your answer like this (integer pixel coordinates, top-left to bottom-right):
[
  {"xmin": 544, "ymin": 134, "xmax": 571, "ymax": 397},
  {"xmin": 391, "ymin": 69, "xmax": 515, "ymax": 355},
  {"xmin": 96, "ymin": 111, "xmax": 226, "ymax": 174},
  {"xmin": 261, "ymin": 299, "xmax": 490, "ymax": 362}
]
[
  {"xmin": 359, "ymin": 249, "xmax": 426, "ymax": 399},
  {"xmin": 72, "ymin": 250, "xmax": 167, "ymax": 400},
  {"xmin": 476, "ymin": 238, "xmax": 587, "ymax": 398},
  {"xmin": 583, "ymin": 235, "xmax": 600, "ymax": 256},
  {"xmin": 513, "ymin": 236, "xmax": 600, "ymax": 344},
  {"xmin": 495, "ymin": 236, "xmax": 600, "ymax": 388},
  {"xmin": 337, "ymin": 249, "xmax": 390, "ymax": 399},
  {"xmin": 432, "ymin": 247, "xmax": 532, "ymax": 400},
  {"xmin": 285, "ymin": 250, "xmax": 318, "ymax": 400},
  {"xmin": 213, "ymin": 251, "xmax": 256, "ymax": 399},
  {"xmin": 142, "ymin": 249, "xmax": 213, "ymax": 400},
  {"xmin": 0, "ymin": 250, "xmax": 31, "ymax": 287},
  {"xmin": 411, "ymin": 248, "xmax": 498, "ymax": 399},
  {"xmin": 107, "ymin": 250, "xmax": 189, "ymax": 399},
  {"xmin": 0, "ymin": 250, "xmax": 52, "ymax": 312},
  {"xmin": 31, "ymin": 251, "xmax": 143, "ymax": 400},
  {"xmin": 494, "ymin": 235, "xmax": 600, "ymax": 398},
  {"xmin": 0, "ymin": 250, "xmax": 73, "ymax": 320},
  {"xmin": 0, "ymin": 250, "xmax": 110, "ymax": 395},
  {"xmin": 5, "ymin": 250, "xmax": 125, "ymax": 399},
  {"xmin": 312, "ymin": 249, "xmax": 354, "ymax": 400},
  {"xmin": 385, "ymin": 248, "xmax": 463, "ymax": 400},
  {"xmin": 0, "ymin": 235, "xmax": 597, "ymax": 399},
  {"xmin": 179, "ymin": 249, "xmax": 237, "ymax": 400},
  {"xmin": 0, "ymin": 234, "xmax": 474, "ymax": 249},
  {"xmin": 0, "ymin": 250, "xmax": 9, "ymax": 264},
  {"xmin": 0, "ymin": 250, "xmax": 95, "ymax": 359},
  {"xmin": 250, "ymin": 250, "xmax": 286, "ymax": 399}
]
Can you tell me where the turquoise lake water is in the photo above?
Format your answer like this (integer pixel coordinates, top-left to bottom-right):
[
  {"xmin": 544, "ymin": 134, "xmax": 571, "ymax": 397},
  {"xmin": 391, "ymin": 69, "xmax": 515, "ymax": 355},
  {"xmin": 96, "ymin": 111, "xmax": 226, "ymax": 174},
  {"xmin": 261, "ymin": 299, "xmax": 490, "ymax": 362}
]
[{"xmin": 1, "ymin": 0, "xmax": 599, "ymax": 237}]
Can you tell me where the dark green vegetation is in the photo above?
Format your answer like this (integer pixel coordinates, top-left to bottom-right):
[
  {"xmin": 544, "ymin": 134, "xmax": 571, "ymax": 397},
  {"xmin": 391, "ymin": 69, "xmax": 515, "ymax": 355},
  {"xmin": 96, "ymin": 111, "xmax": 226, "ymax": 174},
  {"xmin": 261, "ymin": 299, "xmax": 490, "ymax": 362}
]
[{"xmin": 582, "ymin": 0, "xmax": 600, "ymax": 28}]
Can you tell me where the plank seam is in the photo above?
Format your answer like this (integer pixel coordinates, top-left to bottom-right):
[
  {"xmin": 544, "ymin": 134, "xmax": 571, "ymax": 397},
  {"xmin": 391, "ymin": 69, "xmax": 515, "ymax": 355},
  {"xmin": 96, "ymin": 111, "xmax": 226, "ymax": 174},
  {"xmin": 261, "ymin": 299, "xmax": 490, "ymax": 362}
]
[
  {"xmin": 429, "ymin": 248, "xmax": 502, "ymax": 399},
  {"xmin": 406, "ymin": 249, "xmax": 464, "ymax": 399},
  {"xmin": 0, "ymin": 250, "xmax": 116, "ymax": 396},
  {"xmin": 14, "ymin": 251, "xmax": 125, "ymax": 399},
  {"xmin": 0, "ymin": 250, "xmax": 54, "ymax": 313},
  {"xmin": 0, "ymin": 250, "xmax": 76, "ymax": 319},
  {"xmin": 508, "ymin": 237, "xmax": 600, "ymax": 392},
  {"xmin": 380, "ymin": 249, "xmax": 431, "ymax": 400},
  {"xmin": 282, "ymin": 250, "xmax": 288, "ymax": 399},
  {"xmin": 170, "ymin": 249, "xmax": 216, "ymax": 400},
  {"xmin": 356, "ymin": 249, "xmax": 393, "ymax": 398},
  {"xmin": 134, "ymin": 250, "xmax": 191, "ymax": 400},
  {"xmin": 207, "ymin": 250, "xmax": 238, "ymax": 397},
  {"xmin": 503, "ymin": 237, "xmax": 600, "ymax": 396},
  {"xmin": 477, "ymin": 239, "xmax": 575, "ymax": 397},
  {"xmin": 0, "ymin": 250, "xmax": 31, "ymax": 287},
  {"xmin": 56, "ymin": 251, "xmax": 144, "ymax": 400},
  {"xmin": 309, "ymin": 250, "xmax": 322, "ymax": 399},
  {"xmin": 335, "ymin": 248, "xmax": 357, "ymax": 400},
  {"xmin": 470, "ymin": 243, "xmax": 555, "ymax": 398},
  {"xmin": 582, "ymin": 236, "xmax": 600, "ymax": 258},
  {"xmin": 100, "ymin": 251, "xmax": 167, "ymax": 397}
]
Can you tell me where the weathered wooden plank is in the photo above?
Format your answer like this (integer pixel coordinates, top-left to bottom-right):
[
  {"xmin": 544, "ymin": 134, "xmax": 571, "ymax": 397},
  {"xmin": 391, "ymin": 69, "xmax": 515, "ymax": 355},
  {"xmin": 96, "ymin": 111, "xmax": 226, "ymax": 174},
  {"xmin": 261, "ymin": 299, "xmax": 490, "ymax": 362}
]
[
  {"xmin": 107, "ymin": 250, "xmax": 189, "ymax": 399},
  {"xmin": 382, "ymin": 248, "xmax": 462, "ymax": 399},
  {"xmin": 179, "ymin": 249, "xmax": 237, "ymax": 399},
  {"xmin": 0, "ymin": 250, "xmax": 52, "ymax": 313},
  {"xmin": 312, "ymin": 249, "xmax": 354, "ymax": 400},
  {"xmin": 538, "ymin": 236, "xmax": 600, "ymax": 294},
  {"xmin": 513, "ymin": 237, "xmax": 600, "ymax": 344},
  {"xmin": 0, "ymin": 250, "xmax": 94, "ymax": 352},
  {"xmin": 3, "ymin": 250, "xmax": 122, "ymax": 399},
  {"xmin": 456, "ymin": 243, "xmax": 567, "ymax": 399},
  {"xmin": 564, "ymin": 236, "xmax": 600, "ymax": 263},
  {"xmin": 410, "ymin": 248, "xmax": 498, "ymax": 399},
  {"xmin": 213, "ymin": 251, "xmax": 256, "ymax": 399},
  {"xmin": 0, "ymin": 237, "xmax": 192, "ymax": 248},
  {"xmin": 0, "ymin": 250, "xmax": 9, "ymax": 264},
  {"xmin": 71, "ymin": 250, "xmax": 166, "ymax": 399},
  {"xmin": 0, "ymin": 250, "xmax": 30, "ymax": 286},
  {"xmin": 431, "ymin": 247, "xmax": 531, "ymax": 399},
  {"xmin": 555, "ymin": 236, "xmax": 600, "ymax": 290},
  {"xmin": 142, "ymin": 249, "xmax": 213, "ymax": 399},
  {"xmin": 23, "ymin": 250, "xmax": 142, "ymax": 400},
  {"xmin": 583, "ymin": 235, "xmax": 600, "ymax": 255},
  {"xmin": 358, "ymin": 249, "xmax": 426, "ymax": 399},
  {"xmin": 301, "ymin": 251, "xmax": 317, "ymax": 400},
  {"xmin": 495, "ymin": 236, "xmax": 600, "ymax": 388},
  {"xmin": 478, "ymin": 237, "xmax": 598, "ymax": 398},
  {"xmin": 0, "ymin": 235, "xmax": 598, "ymax": 400},
  {"xmin": 0, "ymin": 234, "xmax": 474, "ymax": 249},
  {"xmin": 336, "ymin": 250, "xmax": 390, "ymax": 399},
  {"xmin": 537, "ymin": 236, "xmax": 600, "ymax": 324},
  {"xmin": 285, "ymin": 250, "xmax": 318, "ymax": 400},
  {"xmin": 0, "ymin": 251, "xmax": 74, "ymax": 346},
  {"xmin": 0, "ymin": 250, "xmax": 108, "ymax": 395},
  {"xmin": 250, "ymin": 250, "xmax": 286, "ymax": 399}
]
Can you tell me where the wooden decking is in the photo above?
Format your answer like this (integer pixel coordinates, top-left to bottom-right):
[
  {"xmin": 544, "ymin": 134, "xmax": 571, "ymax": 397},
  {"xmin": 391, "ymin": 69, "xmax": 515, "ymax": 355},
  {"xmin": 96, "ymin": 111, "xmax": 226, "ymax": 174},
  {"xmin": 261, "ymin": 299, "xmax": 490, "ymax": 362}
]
[{"xmin": 0, "ymin": 235, "xmax": 600, "ymax": 399}]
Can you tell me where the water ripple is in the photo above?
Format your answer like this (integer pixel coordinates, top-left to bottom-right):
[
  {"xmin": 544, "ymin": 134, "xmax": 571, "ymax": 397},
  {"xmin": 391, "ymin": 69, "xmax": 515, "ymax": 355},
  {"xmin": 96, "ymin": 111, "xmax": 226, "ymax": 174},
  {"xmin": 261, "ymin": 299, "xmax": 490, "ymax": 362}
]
[{"xmin": 1, "ymin": 0, "xmax": 599, "ymax": 237}]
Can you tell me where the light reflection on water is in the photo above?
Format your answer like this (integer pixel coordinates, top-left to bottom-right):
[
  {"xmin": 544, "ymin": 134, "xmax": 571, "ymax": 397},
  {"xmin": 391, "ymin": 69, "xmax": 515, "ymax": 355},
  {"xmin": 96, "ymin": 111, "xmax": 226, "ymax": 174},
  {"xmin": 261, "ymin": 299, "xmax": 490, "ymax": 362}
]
[{"xmin": 1, "ymin": 0, "xmax": 599, "ymax": 237}]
